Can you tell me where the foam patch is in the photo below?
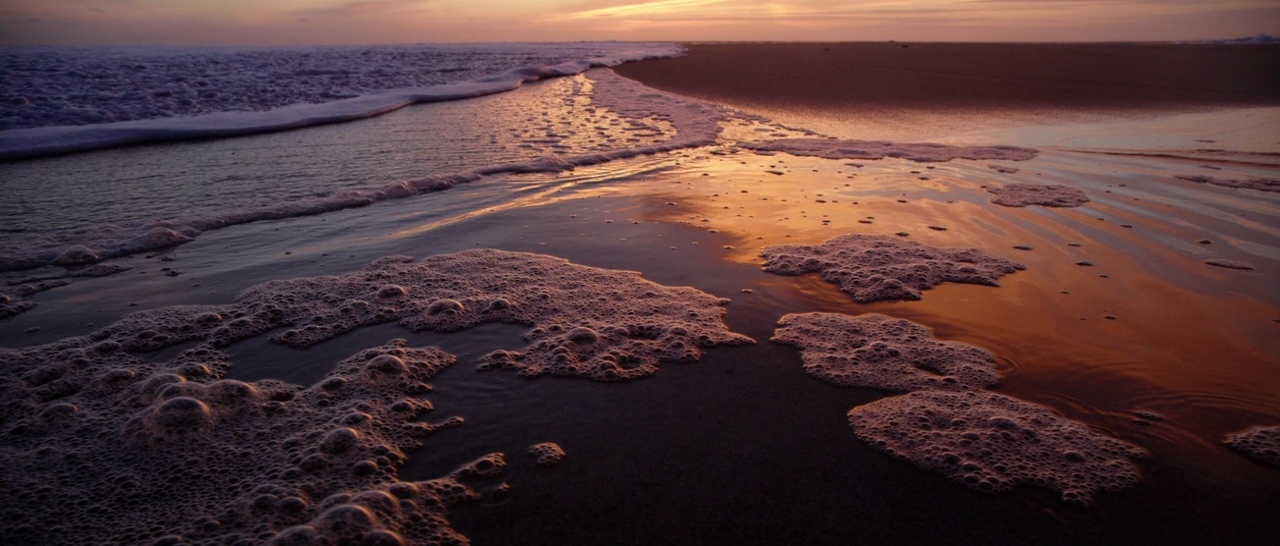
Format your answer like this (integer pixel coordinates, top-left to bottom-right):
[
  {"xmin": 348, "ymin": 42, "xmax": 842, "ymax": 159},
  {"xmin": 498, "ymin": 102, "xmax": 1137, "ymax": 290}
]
[
  {"xmin": 529, "ymin": 443, "xmax": 567, "ymax": 467},
  {"xmin": 739, "ymin": 138, "xmax": 1038, "ymax": 163},
  {"xmin": 0, "ymin": 337, "xmax": 508, "ymax": 545},
  {"xmin": 760, "ymin": 234, "xmax": 1025, "ymax": 303},
  {"xmin": 988, "ymin": 184, "xmax": 1090, "ymax": 208},
  {"xmin": 848, "ymin": 390, "xmax": 1148, "ymax": 505},
  {"xmin": 268, "ymin": 250, "xmax": 752, "ymax": 380},
  {"xmin": 0, "ymin": 248, "xmax": 755, "ymax": 543},
  {"xmin": 772, "ymin": 313, "xmax": 1000, "ymax": 392},
  {"xmin": 80, "ymin": 250, "xmax": 752, "ymax": 381},
  {"xmin": 1, "ymin": 293, "xmax": 37, "ymax": 319},
  {"xmin": 0, "ymin": 264, "xmax": 134, "ymax": 317},
  {"xmin": 1224, "ymin": 425, "xmax": 1280, "ymax": 467}
]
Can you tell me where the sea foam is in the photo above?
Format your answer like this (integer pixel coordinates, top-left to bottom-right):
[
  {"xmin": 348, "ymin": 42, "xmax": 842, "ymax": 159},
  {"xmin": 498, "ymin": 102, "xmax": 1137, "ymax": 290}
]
[
  {"xmin": 0, "ymin": 66, "xmax": 739, "ymax": 272},
  {"xmin": 0, "ymin": 43, "xmax": 685, "ymax": 161},
  {"xmin": 759, "ymin": 234, "xmax": 1025, "ymax": 303},
  {"xmin": 0, "ymin": 249, "xmax": 752, "ymax": 543}
]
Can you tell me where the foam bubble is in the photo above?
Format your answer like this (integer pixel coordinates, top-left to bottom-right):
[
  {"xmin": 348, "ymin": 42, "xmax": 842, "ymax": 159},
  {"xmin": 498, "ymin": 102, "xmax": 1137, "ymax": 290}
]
[
  {"xmin": 136, "ymin": 226, "xmax": 193, "ymax": 248},
  {"xmin": 1224, "ymin": 425, "xmax": 1280, "ymax": 467},
  {"xmin": 848, "ymin": 390, "xmax": 1148, "ymax": 505},
  {"xmin": 760, "ymin": 234, "xmax": 1025, "ymax": 303},
  {"xmin": 772, "ymin": 313, "xmax": 1000, "ymax": 392},
  {"xmin": 987, "ymin": 184, "xmax": 1090, "ymax": 208},
  {"xmin": 529, "ymin": 443, "xmax": 567, "ymax": 467},
  {"xmin": 739, "ymin": 138, "xmax": 1039, "ymax": 163},
  {"xmin": 54, "ymin": 245, "xmax": 99, "ymax": 266}
]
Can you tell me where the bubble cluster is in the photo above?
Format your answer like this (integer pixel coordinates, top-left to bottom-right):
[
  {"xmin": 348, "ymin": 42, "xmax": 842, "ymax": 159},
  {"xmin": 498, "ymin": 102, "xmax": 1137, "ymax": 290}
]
[
  {"xmin": 587, "ymin": 68, "xmax": 733, "ymax": 149},
  {"xmin": 242, "ymin": 250, "xmax": 753, "ymax": 381},
  {"xmin": 529, "ymin": 443, "xmax": 567, "ymax": 467},
  {"xmin": 0, "ymin": 334, "xmax": 509, "ymax": 546},
  {"xmin": 772, "ymin": 313, "xmax": 1000, "ymax": 392},
  {"xmin": 136, "ymin": 226, "xmax": 193, "ymax": 248},
  {"xmin": 848, "ymin": 390, "xmax": 1148, "ymax": 505},
  {"xmin": 0, "ymin": 248, "xmax": 758, "ymax": 544},
  {"xmin": 771, "ymin": 308, "xmax": 1146, "ymax": 504},
  {"xmin": 28, "ymin": 250, "xmax": 748, "ymax": 382},
  {"xmin": 1224, "ymin": 425, "xmax": 1280, "ymax": 467},
  {"xmin": 55, "ymin": 245, "xmax": 100, "ymax": 266},
  {"xmin": 760, "ymin": 234, "xmax": 1025, "ymax": 303},
  {"xmin": 987, "ymin": 183, "xmax": 1090, "ymax": 208},
  {"xmin": 738, "ymin": 138, "xmax": 1039, "ymax": 163},
  {"xmin": 0, "ymin": 293, "xmax": 37, "ymax": 319}
]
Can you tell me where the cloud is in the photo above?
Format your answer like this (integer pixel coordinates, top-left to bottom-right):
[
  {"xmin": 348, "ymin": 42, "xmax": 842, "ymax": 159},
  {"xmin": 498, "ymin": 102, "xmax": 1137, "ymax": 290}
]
[
  {"xmin": 284, "ymin": 0, "xmax": 436, "ymax": 21},
  {"xmin": 564, "ymin": 0, "xmax": 731, "ymax": 19},
  {"xmin": 0, "ymin": 0, "xmax": 1276, "ymax": 45}
]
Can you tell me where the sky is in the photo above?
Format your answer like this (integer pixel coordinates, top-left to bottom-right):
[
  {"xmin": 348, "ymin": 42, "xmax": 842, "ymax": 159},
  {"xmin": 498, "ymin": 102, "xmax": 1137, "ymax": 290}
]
[{"xmin": 1, "ymin": 0, "xmax": 1278, "ymax": 46}]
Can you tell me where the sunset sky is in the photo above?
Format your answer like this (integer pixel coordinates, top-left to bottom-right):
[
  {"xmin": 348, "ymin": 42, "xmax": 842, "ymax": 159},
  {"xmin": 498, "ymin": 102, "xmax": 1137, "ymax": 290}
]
[{"xmin": 2, "ymin": 0, "xmax": 1278, "ymax": 46}]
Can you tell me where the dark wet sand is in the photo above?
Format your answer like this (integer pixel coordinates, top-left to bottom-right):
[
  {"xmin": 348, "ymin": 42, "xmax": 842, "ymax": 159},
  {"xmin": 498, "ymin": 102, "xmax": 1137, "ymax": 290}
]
[{"xmin": 615, "ymin": 42, "xmax": 1280, "ymax": 113}]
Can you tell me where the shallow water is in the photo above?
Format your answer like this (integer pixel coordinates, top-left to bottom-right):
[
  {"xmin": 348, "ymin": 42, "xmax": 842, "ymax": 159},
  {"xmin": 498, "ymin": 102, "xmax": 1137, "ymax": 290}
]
[
  {"xmin": 2, "ymin": 65, "xmax": 1278, "ymax": 545},
  {"xmin": 0, "ymin": 76, "xmax": 673, "ymax": 237}
]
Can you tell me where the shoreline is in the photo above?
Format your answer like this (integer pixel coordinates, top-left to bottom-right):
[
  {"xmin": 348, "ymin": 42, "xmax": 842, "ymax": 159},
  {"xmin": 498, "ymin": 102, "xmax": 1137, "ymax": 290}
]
[
  {"xmin": 615, "ymin": 42, "xmax": 1280, "ymax": 141},
  {"xmin": 0, "ymin": 43, "xmax": 685, "ymax": 162},
  {"xmin": 615, "ymin": 42, "xmax": 1280, "ymax": 110}
]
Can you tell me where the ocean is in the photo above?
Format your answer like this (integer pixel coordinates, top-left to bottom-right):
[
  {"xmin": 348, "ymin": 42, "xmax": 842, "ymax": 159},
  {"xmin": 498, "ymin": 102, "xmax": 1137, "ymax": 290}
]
[{"xmin": 1, "ymin": 42, "xmax": 1278, "ymax": 546}]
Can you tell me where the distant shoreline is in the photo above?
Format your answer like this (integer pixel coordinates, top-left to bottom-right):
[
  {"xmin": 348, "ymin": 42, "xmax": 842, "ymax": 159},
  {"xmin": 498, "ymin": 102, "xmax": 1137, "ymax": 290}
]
[{"xmin": 614, "ymin": 42, "xmax": 1280, "ymax": 114}]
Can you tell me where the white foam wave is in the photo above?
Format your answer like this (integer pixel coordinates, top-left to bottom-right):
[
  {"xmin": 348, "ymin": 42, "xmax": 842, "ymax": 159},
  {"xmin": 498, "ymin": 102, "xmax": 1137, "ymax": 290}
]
[
  {"xmin": 0, "ymin": 44, "xmax": 684, "ymax": 161},
  {"xmin": 0, "ymin": 68, "xmax": 735, "ymax": 272}
]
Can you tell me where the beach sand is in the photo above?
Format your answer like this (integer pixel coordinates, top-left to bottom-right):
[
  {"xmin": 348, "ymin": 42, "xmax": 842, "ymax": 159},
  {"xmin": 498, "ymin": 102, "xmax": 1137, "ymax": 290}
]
[
  {"xmin": 2, "ymin": 43, "xmax": 1279, "ymax": 546},
  {"xmin": 616, "ymin": 42, "xmax": 1280, "ymax": 140}
]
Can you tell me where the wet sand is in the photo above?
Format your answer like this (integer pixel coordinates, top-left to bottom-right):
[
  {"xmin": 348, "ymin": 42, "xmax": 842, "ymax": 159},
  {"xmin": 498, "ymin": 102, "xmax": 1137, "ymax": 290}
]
[
  {"xmin": 616, "ymin": 41, "xmax": 1280, "ymax": 111},
  {"xmin": 616, "ymin": 42, "xmax": 1280, "ymax": 141}
]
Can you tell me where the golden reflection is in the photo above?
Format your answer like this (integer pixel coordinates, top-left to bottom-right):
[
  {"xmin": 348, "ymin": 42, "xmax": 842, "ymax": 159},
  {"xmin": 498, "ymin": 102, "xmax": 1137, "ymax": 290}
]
[
  {"xmin": 622, "ymin": 148, "xmax": 1280, "ymax": 424},
  {"xmin": 387, "ymin": 139, "xmax": 1280, "ymax": 441}
]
